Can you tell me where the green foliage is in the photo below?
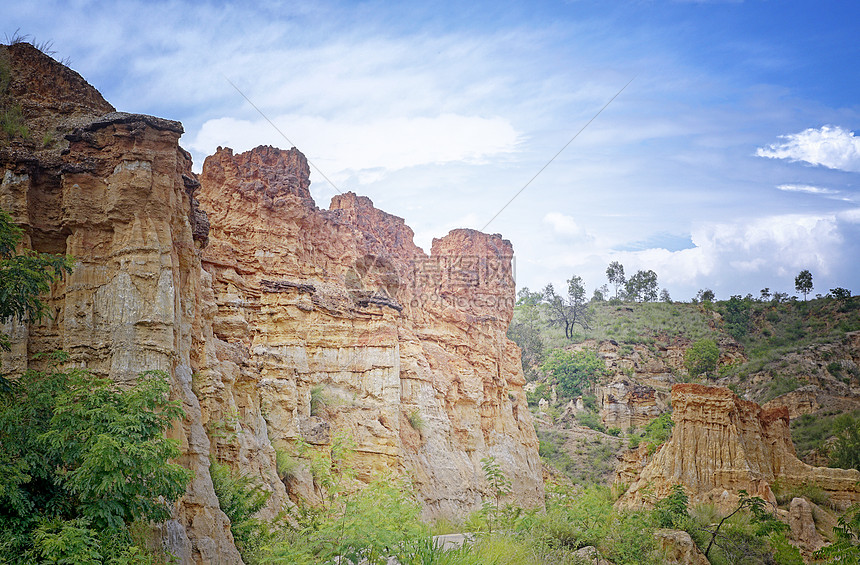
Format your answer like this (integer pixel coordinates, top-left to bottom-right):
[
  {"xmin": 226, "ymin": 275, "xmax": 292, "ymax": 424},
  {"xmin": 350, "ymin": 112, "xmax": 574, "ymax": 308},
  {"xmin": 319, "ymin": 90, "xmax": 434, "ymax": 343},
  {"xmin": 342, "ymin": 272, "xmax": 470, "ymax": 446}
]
[
  {"xmin": 275, "ymin": 448, "xmax": 300, "ymax": 481},
  {"xmin": 606, "ymin": 261, "xmax": 625, "ymax": 300},
  {"xmin": 480, "ymin": 456, "xmax": 512, "ymax": 513},
  {"xmin": 0, "ymin": 102, "xmax": 27, "ymax": 139},
  {"xmin": 508, "ymin": 289, "xmax": 545, "ymax": 380},
  {"xmin": 0, "ymin": 356, "xmax": 189, "ymax": 563},
  {"xmin": 695, "ymin": 490, "xmax": 791, "ymax": 563},
  {"xmin": 625, "ymin": 269, "xmax": 659, "ymax": 302},
  {"xmin": 406, "ymin": 409, "xmax": 425, "ymax": 432},
  {"xmin": 268, "ymin": 477, "xmax": 430, "ymax": 565},
  {"xmin": 0, "ymin": 209, "xmax": 73, "ymax": 354},
  {"xmin": 541, "ymin": 277, "xmax": 591, "ymax": 340},
  {"xmin": 683, "ymin": 338, "xmax": 719, "ymax": 378},
  {"xmin": 829, "ymin": 413, "xmax": 860, "ymax": 471},
  {"xmin": 653, "ymin": 484, "xmax": 689, "ymax": 529},
  {"xmin": 831, "ymin": 287, "xmax": 852, "ymax": 301},
  {"xmin": 814, "ymin": 505, "xmax": 860, "ymax": 563},
  {"xmin": 763, "ymin": 375, "xmax": 800, "ymax": 402},
  {"xmin": 525, "ymin": 382, "xmax": 548, "ymax": 407},
  {"xmin": 309, "ymin": 384, "xmax": 326, "ymax": 416},
  {"xmin": 795, "ymin": 269, "xmax": 813, "ymax": 301},
  {"xmin": 639, "ymin": 412, "xmax": 673, "ymax": 455},
  {"xmin": 721, "ymin": 294, "xmax": 752, "ymax": 340},
  {"xmin": 540, "ymin": 348, "xmax": 604, "ymax": 398},
  {"xmin": 209, "ymin": 461, "xmax": 272, "ymax": 562},
  {"xmin": 770, "ymin": 478, "xmax": 830, "ymax": 508},
  {"xmin": 575, "ymin": 410, "xmax": 605, "ymax": 433}
]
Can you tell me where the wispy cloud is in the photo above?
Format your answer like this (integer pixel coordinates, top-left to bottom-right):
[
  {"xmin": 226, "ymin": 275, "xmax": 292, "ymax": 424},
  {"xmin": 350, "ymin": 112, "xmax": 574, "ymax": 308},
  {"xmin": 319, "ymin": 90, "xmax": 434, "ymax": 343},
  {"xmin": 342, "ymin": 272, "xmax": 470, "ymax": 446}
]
[
  {"xmin": 756, "ymin": 126, "xmax": 860, "ymax": 173},
  {"xmin": 776, "ymin": 183, "xmax": 838, "ymax": 195},
  {"xmin": 188, "ymin": 113, "xmax": 520, "ymax": 180}
]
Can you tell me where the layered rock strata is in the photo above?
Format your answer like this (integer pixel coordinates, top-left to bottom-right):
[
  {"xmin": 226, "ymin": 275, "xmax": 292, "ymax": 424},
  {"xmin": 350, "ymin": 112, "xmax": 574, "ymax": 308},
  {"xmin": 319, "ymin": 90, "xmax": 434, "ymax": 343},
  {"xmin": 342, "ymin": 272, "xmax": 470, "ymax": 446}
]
[
  {"xmin": 195, "ymin": 146, "xmax": 542, "ymax": 519},
  {"xmin": 617, "ymin": 384, "xmax": 860, "ymax": 511}
]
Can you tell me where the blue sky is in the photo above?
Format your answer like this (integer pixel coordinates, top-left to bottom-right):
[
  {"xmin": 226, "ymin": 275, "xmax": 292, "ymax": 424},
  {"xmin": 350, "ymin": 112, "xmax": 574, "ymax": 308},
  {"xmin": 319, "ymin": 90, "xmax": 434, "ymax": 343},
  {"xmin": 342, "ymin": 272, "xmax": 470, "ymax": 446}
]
[{"xmin": 7, "ymin": 0, "xmax": 860, "ymax": 301}]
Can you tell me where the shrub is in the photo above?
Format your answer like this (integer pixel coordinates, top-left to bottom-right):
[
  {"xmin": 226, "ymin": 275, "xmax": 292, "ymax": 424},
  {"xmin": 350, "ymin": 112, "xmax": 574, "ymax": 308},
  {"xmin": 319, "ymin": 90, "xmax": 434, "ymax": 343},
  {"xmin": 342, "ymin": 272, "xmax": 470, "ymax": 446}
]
[
  {"xmin": 406, "ymin": 409, "xmax": 425, "ymax": 432},
  {"xmin": 684, "ymin": 339, "xmax": 719, "ymax": 378},
  {"xmin": 541, "ymin": 348, "xmax": 605, "ymax": 397},
  {"xmin": 576, "ymin": 411, "xmax": 606, "ymax": 433},
  {"xmin": 653, "ymin": 484, "xmax": 690, "ymax": 529},
  {"xmin": 209, "ymin": 461, "xmax": 272, "ymax": 562}
]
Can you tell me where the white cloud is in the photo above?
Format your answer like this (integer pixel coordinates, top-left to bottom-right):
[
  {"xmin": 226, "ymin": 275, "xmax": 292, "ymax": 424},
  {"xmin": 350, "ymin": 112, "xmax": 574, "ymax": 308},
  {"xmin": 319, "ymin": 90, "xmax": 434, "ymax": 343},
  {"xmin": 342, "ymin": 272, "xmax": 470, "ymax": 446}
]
[
  {"xmin": 776, "ymin": 184, "xmax": 838, "ymax": 195},
  {"xmin": 756, "ymin": 126, "xmax": 860, "ymax": 172},
  {"xmin": 543, "ymin": 212, "xmax": 592, "ymax": 241},
  {"xmin": 615, "ymin": 213, "xmax": 843, "ymax": 288},
  {"xmin": 187, "ymin": 113, "xmax": 520, "ymax": 179}
]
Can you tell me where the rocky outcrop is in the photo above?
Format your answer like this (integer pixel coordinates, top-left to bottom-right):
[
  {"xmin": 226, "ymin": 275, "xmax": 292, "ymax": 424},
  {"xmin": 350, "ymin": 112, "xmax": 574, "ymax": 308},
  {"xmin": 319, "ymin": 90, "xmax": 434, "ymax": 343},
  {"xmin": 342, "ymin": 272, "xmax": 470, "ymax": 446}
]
[
  {"xmin": 196, "ymin": 145, "xmax": 542, "ymax": 520},
  {"xmin": 654, "ymin": 529, "xmax": 709, "ymax": 565},
  {"xmin": 788, "ymin": 497, "xmax": 825, "ymax": 551},
  {"xmin": 1, "ymin": 42, "xmax": 542, "ymax": 562},
  {"xmin": 600, "ymin": 376, "xmax": 668, "ymax": 430},
  {"xmin": 617, "ymin": 384, "xmax": 860, "ymax": 511},
  {"xmin": 569, "ymin": 338, "xmax": 744, "ymax": 430}
]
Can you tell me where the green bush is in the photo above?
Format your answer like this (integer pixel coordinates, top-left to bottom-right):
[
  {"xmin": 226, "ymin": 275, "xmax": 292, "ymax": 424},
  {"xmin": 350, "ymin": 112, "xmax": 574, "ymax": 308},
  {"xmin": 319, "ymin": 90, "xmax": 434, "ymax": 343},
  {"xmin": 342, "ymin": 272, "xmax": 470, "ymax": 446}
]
[
  {"xmin": 653, "ymin": 484, "xmax": 689, "ymax": 529},
  {"xmin": 406, "ymin": 409, "xmax": 425, "ymax": 432},
  {"xmin": 541, "ymin": 348, "xmax": 605, "ymax": 397},
  {"xmin": 576, "ymin": 411, "xmax": 606, "ymax": 433},
  {"xmin": 210, "ymin": 461, "xmax": 272, "ymax": 562},
  {"xmin": 684, "ymin": 339, "xmax": 719, "ymax": 378}
]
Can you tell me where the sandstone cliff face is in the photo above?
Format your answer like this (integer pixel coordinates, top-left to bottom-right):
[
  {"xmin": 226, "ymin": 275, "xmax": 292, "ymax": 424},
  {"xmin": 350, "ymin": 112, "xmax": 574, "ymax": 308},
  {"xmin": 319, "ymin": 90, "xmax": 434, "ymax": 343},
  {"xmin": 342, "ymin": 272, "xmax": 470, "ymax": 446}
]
[
  {"xmin": 617, "ymin": 384, "xmax": 860, "ymax": 511},
  {"xmin": 195, "ymin": 145, "xmax": 542, "ymax": 519},
  {"xmin": 1, "ymin": 43, "xmax": 542, "ymax": 562}
]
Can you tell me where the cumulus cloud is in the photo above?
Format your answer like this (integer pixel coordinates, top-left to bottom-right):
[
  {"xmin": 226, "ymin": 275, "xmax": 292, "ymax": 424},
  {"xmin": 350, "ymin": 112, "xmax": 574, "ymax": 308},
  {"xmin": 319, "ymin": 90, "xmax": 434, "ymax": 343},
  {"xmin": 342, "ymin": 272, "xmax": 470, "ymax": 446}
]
[
  {"xmin": 610, "ymin": 213, "xmax": 844, "ymax": 292},
  {"xmin": 776, "ymin": 184, "xmax": 838, "ymax": 195},
  {"xmin": 756, "ymin": 126, "xmax": 860, "ymax": 172}
]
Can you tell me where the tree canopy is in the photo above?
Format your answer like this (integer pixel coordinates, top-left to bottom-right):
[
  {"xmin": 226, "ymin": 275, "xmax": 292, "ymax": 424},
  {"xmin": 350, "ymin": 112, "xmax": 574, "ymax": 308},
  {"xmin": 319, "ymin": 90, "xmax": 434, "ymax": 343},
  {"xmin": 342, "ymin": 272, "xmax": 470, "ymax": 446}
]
[{"xmin": 795, "ymin": 270, "xmax": 813, "ymax": 302}]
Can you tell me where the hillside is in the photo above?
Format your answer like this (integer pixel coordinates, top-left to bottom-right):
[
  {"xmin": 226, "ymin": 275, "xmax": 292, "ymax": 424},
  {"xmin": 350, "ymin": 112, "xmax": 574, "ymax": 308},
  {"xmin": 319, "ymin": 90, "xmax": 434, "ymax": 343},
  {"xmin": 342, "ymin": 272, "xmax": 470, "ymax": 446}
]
[{"xmin": 510, "ymin": 293, "xmax": 860, "ymax": 479}]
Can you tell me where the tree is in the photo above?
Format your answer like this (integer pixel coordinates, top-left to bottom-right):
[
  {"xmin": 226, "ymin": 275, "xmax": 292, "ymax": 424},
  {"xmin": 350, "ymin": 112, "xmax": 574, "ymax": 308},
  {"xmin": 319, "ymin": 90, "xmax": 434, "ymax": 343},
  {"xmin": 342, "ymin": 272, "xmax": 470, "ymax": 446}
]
[
  {"xmin": 592, "ymin": 284, "xmax": 609, "ymax": 302},
  {"xmin": 542, "ymin": 276, "xmax": 591, "ymax": 340},
  {"xmin": 659, "ymin": 288, "xmax": 671, "ymax": 303},
  {"xmin": 696, "ymin": 288, "xmax": 715, "ymax": 303},
  {"xmin": 795, "ymin": 269, "xmax": 813, "ymax": 302},
  {"xmin": 509, "ymin": 287, "xmax": 545, "ymax": 378},
  {"xmin": 0, "ymin": 210, "xmax": 73, "ymax": 339},
  {"xmin": 814, "ymin": 505, "xmax": 860, "ymax": 563},
  {"xmin": 759, "ymin": 287, "xmax": 771, "ymax": 301},
  {"xmin": 722, "ymin": 295, "xmax": 752, "ymax": 340},
  {"xmin": 606, "ymin": 261, "xmax": 625, "ymax": 300},
  {"xmin": 653, "ymin": 485, "xmax": 689, "ymax": 529},
  {"xmin": 0, "ymin": 354, "xmax": 192, "ymax": 561},
  {"xmin": 625, "ymin": 269, "xmax": 658, "ymax": 302},
  {"xmin": 541, "ymin": 348, "xmax": 605, "ymax": 397},
  {"xmin": 684, "ymin": 339, "xmax": 720, "ymax": 379}
]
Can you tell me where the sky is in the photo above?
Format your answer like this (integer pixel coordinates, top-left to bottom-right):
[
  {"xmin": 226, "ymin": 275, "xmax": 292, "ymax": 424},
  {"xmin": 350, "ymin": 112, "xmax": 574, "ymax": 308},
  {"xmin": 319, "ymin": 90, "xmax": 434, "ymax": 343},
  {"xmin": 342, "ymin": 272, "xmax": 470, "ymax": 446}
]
[{"xmin": 6, "ymin": 0, "xmax": 860, "ymax": 301}]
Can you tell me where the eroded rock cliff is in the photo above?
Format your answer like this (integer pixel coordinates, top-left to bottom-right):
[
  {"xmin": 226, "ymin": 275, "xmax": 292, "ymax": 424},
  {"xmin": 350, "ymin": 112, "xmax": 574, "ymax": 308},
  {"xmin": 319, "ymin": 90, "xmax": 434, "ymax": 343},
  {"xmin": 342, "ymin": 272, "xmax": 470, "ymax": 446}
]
[
  {"xmin": 195, "ymin": 145, "xmax": 542, "ymax": 519},
  {"xmin": 617, "ymin": 384, "xmax": 860, "ymax": 511},
  {"xmin": 1, "ymin": 42, "xmax": 542, "ymax": 563}
]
